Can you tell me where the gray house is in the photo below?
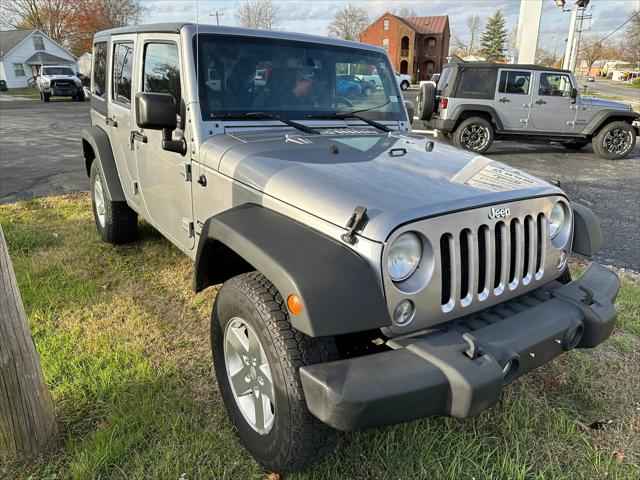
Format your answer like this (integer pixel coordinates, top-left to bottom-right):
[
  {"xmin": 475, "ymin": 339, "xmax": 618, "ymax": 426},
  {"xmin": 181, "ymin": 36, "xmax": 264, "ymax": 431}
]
[{"xmin": 0, "ymin": 29, "xmax": 77, "ymax": 88}]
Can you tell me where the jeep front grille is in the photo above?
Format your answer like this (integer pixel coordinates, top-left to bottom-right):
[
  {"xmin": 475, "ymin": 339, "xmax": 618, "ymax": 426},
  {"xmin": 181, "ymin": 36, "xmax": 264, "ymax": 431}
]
[
  {"xmin": 439, "ymin": 214, "xmax": 547, "ymax": 311},
  {"xmin": 381, "ymin": 196, "xmax": 570, "ymax": 336}
]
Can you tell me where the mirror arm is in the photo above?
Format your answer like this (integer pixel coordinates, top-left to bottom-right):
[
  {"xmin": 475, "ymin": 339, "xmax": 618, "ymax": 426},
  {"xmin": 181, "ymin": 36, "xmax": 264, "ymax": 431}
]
[{"xmin": 161, "ymin": 128, "xmax": 187, "ymax": 155}]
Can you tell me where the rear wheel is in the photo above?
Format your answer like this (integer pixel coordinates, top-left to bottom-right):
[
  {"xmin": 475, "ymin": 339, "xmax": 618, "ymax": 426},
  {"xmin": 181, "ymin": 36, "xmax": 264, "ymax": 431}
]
[
  {"xmin": 452, "ymin": 117, "xmax": 494, "ymax": 154},
  {"xmin": 90, "ymin": 161, "xmax": 137, "ymax": 244},
  {"xmin": 211, "ymin": 272, "xmax": 339, "ymax": 474},
  {"xmin": 593, "ymin": 121, "xmax": 636, "ymax": 159}
]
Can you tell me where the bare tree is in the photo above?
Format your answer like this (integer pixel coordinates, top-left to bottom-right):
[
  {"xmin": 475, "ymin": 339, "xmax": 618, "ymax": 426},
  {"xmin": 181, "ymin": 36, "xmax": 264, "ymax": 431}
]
[
  {"xmin": 0, "ymin": 0, "xmax": 77, "ymax": 44},
  {"xmin": 395, "ymin": 7, "xmax": 417, "ymax": 17},
  {"xmin": 235, "ymin": 0, "xmax": 281, "ymax": 30},
  {"xmin": 619, "ymin": 9, "xmax": 640, "ymax": 68},
  {"xmin": 328, "ymin": 4, "xmax": 369, "ymax": 41},
  {"xmin": 451, "ymin": 15, "xmax": 482, "ymax": 57},
  {"xmin": 0, "ymin": 225, "xmax": 57, "ymax": 459},
  {"xmin": 99, "ymin": 0, "xmax": 143, "ymax": 28},
  {"xmin": 579, "ymin": 35, "xmax": 605, "ymax": 74},
  {"xmin": 535, "ymin": 46, "xmax": 555, "ymax": 67}
]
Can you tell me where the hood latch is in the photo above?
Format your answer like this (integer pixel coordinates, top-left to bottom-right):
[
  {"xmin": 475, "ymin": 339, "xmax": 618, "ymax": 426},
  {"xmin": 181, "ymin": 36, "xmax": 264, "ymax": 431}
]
[{"xmin": 341, "ymin": 205, "xmax": 368, "ymax": 245}]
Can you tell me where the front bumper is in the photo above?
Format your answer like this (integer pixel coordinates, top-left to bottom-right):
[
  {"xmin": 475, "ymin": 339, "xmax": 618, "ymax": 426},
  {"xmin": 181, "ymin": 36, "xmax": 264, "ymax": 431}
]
[
  {"xmin": 300, "ymin": 263, "xmax": 619, "ymax": 431},
  {"xmin": 42, "ymin": 86, "xmax": 82, "ymax": 96}
]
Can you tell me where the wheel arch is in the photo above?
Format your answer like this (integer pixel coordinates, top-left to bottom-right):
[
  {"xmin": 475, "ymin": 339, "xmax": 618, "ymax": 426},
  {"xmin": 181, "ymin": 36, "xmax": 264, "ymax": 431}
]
[
  {"xmin": 582, "ymin": 109, "xmax": 639, "ymax": 136},
  {"xmin": 194, "ymin": 204, "xmax": 391, "ymax": 337},
  {"xmin": 450, "ymin": 105, "xmax": 503, "ymax": 132},
  {"xmin": 80, "ymin": 125, "xmax": 125, "ymax": 202}
]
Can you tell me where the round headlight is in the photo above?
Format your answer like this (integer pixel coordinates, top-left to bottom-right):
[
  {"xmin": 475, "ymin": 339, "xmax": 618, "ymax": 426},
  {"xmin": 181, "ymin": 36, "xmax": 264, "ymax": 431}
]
[
  {"xmin": 388, "ymin": 232, "xmax": 422, "ymax": 281},
  {"xmin": 549, "ymin": 202, "xmax": 566, "ymax": 239}
]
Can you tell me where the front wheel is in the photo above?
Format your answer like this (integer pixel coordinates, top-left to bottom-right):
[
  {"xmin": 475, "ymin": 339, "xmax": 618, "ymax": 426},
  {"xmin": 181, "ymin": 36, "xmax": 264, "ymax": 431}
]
[
  {"xmin": 592, "ymin": 121, "xmax": 636, "ymax": 159},
  {"xmin": 43, "ymin": 92, "xmax": 50, "ymax": 102},
  {"xmin": 452, "ymin": 117, "xmax": 494, "ymax": 154},
  {"xmin": 211, "ymin": 272, "xmax": 339, "ymax": 473}
]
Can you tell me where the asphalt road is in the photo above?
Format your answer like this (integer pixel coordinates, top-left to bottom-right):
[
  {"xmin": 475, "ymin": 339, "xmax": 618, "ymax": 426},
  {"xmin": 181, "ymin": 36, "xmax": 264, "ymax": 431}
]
[
  {"xmin": 576, "ymin": 77, "xmax": 640, "ymax": 103},
  {"xmin": 0, "ymin": 98, "xmax": 638, "ymax": 271}
]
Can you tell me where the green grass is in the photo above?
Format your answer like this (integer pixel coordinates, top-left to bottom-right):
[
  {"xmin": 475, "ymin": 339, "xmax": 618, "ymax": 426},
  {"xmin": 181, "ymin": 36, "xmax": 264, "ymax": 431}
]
[
  {"xmin": 2, "ymin": 86, "xmax": 40, "ymax": 98},
  {"xmin": 0, "ymin": 194, "xmax": 639, "ymax": 479}
]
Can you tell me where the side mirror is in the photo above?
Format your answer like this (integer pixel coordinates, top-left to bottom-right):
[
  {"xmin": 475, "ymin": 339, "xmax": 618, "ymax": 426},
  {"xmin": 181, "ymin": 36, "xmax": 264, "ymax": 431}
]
[
  {"xmin": 570, "ymin": 87, "xmax": 578, "ymax": 103},
  {"xmin": 404, "ymin": 100, "xmax": 415, "ymax": 122},
  {"xmin": 135, "ymin": 92, "xmax": 185, "ymax": 155}
]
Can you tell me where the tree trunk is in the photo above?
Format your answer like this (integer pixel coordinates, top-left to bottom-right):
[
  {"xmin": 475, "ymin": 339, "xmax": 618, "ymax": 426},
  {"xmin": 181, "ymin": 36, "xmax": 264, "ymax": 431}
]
[{"xmin": 0, "ymin": 225, "xmax": 56, "ymax": 459}]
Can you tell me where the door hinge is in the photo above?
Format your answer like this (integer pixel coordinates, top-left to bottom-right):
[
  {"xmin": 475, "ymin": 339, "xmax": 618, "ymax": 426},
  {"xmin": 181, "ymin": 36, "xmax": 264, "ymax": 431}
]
[
  {"xmin": 132, "ymin": 181, "xmax": 139, "ymax": 195},
  {"xmin": 341, "ymin": 205, "xmax": 368, "ymax": 245},
  {"xmin": 182, "ymin": 218, "xmax": 195, "ymax": 238},
  {"xmin": 179, "ymin": 163, "xmax": 192, "ymax": 181}
]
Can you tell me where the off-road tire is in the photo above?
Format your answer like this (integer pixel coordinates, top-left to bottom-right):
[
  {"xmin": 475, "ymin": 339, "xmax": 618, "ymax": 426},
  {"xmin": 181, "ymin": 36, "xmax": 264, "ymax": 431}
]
[
  {"xmin": 592, "ymin": 121, "xmax": 636, "ymax": 160},
  {"xmin": 89, "ymin": 162, "xmax": 137, "ymax": 244},
  {"xmin": 563, "ymin": 141, "xmax": 588, "ymax": 150},
  {"xmin": 416, "ymin": 82, "xmax": 436, "ymax": 121},
  {"xmin": 43, "ymin": 92, "xmax": 50, "ymax": 102},
  {"xmin": 558, "ymin": 267, "xmax": 572, "ymax": 285},
  {"xmin": 400, "ymin": 80, "xmax": 410, "ymax": 91},
  {"xmin": 452, "ymin": 117, "xmax": 494, "ymax": 154},
  {"xmin": 211, "ymin": 272, "xmax": 339, "ymax": 474},
  {"xmin": 76, "ymin": 91, "xmax": 85, "ymax": 102}
]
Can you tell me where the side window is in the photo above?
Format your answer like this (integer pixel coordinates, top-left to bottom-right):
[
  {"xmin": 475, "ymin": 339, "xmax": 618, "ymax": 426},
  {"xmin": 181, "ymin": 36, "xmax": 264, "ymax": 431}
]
[
  {"xmin": 539, "ymin": 73, "xmax": 572, "ymax": 97},
  {"xmin": 383, "ymin": 19, "xmax": 389, "ymax": 30},
  {"xmin": 498, "ymin": 70, "xmax": 531, "ymax": 95},
  {"xmin": 92, "ymin": 42, "xmax": 107, "ymax": 98},
  {"xmin": 455, "ymin": 68, "xmax": 498, "ymax": 99},
  {"xmin": 33, "ymin": 35, "xmax": 45, "ymax": 51},
  {"xmin": 13, "ymin": 63, "xmax": 25, "ymax": 77},
  {"xmin": 382, "ymin": 38, "xmax": 389, "ymax": 51},
  {"xmin": 112, "ymin": 42, "xmax": 134, "ymax": 106},
  {"xmin": 142, "ymin": 42, "xmax": 181, "ymax": 115}
]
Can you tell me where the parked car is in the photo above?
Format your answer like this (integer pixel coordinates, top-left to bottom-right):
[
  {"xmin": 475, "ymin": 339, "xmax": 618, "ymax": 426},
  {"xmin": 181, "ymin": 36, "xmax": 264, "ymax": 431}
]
[
  {"xmin": 336, "ymin": 75, "xmax": 362, "ymax": 97},
  {"xmin": 37, "ymin": 65, "xmax": 85, "ymax": 102},
  {"xmin": 82, "ymin": 24, "xmax": 619, "ymax": 474},
  {"xmin": 417, "ymin": 61, "xmax": 639, "ymax": 159},
  {"xmin": 586, "ymin": 75, "xmax": 595, "ymax": 82},
  {"xmin": 396, "ymin": 71, "xmax": 412, "ymax": 90},
  {"xmin": 337, "ymin": 74, "xmax": 375, "ymax": 96}
]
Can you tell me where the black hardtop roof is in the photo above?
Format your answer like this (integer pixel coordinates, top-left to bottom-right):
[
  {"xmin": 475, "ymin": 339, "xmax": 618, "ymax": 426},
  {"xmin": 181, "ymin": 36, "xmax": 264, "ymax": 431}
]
[{"xmin": 443, "ymin": 61, "xmax": 569, "ymax": 74}]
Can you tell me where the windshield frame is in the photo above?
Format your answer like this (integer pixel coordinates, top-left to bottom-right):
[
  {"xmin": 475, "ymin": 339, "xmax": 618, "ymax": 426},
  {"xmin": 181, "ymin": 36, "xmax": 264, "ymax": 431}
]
[
  {"xmin": 192, "ymin": 33, "xmax": 405, "ymax": 124},
  {"xmin": 42, "ymin": 67, "xmax": 75, "ymax": 76}
]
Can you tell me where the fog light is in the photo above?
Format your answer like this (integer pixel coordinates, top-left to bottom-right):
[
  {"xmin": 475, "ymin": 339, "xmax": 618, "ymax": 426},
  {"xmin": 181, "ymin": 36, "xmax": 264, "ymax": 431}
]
[
  {"xmin": 393, "ymin": 300, "xmax": 414, "ymax": 326},
  {"xmin": 557, "ymin": 250, "xmax": 568, "ymax": 270}
]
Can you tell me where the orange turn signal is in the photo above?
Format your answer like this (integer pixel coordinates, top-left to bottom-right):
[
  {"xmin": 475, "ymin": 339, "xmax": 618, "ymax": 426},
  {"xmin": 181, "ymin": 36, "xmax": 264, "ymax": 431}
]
[{"xmin": 287, "ymin": 294, "xmax": 303, "ymax": 316}]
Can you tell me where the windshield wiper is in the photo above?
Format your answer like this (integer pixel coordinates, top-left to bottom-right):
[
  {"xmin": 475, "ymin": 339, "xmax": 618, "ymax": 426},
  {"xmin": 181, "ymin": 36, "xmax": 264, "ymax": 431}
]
[
  {"xmin": 210, "ymin": 112, "xmax": 318, "ymax": 134},
  {"xmin": 306, "ymin": 111, "xmax": 392, "ymax": 132}
]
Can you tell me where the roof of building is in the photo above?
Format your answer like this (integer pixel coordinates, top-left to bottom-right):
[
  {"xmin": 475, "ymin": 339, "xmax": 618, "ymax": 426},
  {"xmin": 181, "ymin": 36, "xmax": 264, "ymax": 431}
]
[
  {"xmin": 25, "ymin": 51, "xmax": 74, "ymax": 64},
  {"xmin": 398, "ymin": 15, "xmax": 449, "ymax": 35},
  {"xmin": 0, "ymin": 29, "xmax": 35, "ymax": 59}
]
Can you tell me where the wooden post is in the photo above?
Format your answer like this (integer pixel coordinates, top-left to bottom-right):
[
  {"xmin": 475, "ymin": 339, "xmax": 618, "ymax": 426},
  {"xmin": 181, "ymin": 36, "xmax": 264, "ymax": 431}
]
[{"xmin": 0, "ymin": 225, "xmax": 56, "ymax": 459}]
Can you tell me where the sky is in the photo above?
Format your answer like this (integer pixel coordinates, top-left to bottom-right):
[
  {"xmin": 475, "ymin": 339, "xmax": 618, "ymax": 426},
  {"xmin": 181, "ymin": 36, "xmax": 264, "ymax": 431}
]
[{"xmin": 139, "ymin": 0, "xmax": 638, "ymax": 54}]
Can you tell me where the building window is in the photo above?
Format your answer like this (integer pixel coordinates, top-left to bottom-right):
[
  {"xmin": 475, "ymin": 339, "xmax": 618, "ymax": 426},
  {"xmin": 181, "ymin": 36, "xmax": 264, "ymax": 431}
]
[
  {"xmin": 427, "ymin": 38, "xmax": 436, "ymax": 55},
  {"xmin": 92, "ymin": 42, "xmax": 107, "ymax": 98},
  {"xmin": 13, "ymin": 63, "xmax": 25, "ymax": 77},
  {"xmin": 33, "ymin": 35, "xmax": 45, "ymax": 51},
  {"xmin": 382, "ymin": 38, "xmax": 389, "ymax": 51},
  {"xmin": 383, "ymin": 19, "xmax": 389, "ymax": 30}
]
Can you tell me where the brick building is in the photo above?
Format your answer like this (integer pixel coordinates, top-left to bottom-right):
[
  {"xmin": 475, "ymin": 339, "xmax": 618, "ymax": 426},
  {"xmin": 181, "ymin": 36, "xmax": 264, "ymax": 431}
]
[{"xmin": 360, "ymin": 13, "xmax": 450, "ymax": 82}]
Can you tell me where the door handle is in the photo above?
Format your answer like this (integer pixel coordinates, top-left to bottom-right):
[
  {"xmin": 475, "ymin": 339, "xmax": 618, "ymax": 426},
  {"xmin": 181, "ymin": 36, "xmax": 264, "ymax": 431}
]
[
  {"xmin": 105, "ymin": 116, "xmax": 118, "ymax": 127},
  {"xmin": 498, "ymin": 97, "xmax": 510, "ymax": 103},
  {"xmin": 534, "ymin": 99, "xmax": 547, "ymax": 105}
]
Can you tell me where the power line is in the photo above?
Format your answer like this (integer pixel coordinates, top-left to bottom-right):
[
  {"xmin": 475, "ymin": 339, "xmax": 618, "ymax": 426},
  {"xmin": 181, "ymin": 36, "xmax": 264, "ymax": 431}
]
[{"xmin": 599, "ymin": 10, "xmax": 639, "ymax": 43}]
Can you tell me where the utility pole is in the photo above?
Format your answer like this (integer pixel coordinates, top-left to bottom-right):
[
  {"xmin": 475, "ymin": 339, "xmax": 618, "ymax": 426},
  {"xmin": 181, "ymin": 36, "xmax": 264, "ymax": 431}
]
[
  {"xmin": 552, "ymin": 27, "xmax": 561, "ymax": 67},
  {"xmin": 209, "ymin": 10, "xmax": 224, "ymax": 25},
  {"xmin": 570, "ymin": 5, "xmax": 593, "ymax": 73}
]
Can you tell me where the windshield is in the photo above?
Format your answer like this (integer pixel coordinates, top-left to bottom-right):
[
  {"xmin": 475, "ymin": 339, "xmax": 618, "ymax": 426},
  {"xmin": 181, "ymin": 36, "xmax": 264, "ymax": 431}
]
[
  {"xmin": 42, "ymin": 67, "xmax": 75, "ymax": 76},
  {"xmin": 194, "ymin": 34, "xmax": 404, "ymax": 122}
]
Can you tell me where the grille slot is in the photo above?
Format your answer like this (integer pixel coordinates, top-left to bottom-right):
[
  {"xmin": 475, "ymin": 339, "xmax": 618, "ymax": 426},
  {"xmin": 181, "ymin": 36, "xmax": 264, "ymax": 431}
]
[{"xmin": 439, "ymin": 212, "xmax": 547, "ymax": 311}]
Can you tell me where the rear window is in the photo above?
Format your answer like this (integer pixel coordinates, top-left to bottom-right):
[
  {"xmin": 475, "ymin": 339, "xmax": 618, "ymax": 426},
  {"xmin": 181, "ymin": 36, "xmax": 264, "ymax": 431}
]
[
  {"xmin": 453, "ymin": 67, "xmax": 498, "ymax": 99},
  {"xmin": 92, "ymin": 42, "xmax": 107, "ymax": 98},
  {"xmin": 436, "ymin": 66, "xmax": 453, "ymax": 95}
]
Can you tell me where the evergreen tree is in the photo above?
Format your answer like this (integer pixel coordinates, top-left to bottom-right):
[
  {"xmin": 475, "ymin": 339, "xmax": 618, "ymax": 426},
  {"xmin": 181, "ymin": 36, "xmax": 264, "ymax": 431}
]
[{"xmin": 480, "ymin": 10, "xmax": 508, "ymax": 62}]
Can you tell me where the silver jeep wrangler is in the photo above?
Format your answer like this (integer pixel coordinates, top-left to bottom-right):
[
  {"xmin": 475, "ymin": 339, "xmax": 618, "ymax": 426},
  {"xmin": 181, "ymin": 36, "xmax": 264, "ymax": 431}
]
[
  {"xmin": 417, "ymin": 61, "xmax": 639, "ymax": 159},
  {"xmin": 81, "ymin": 24, "xmax": 620, "ymax": 473}
]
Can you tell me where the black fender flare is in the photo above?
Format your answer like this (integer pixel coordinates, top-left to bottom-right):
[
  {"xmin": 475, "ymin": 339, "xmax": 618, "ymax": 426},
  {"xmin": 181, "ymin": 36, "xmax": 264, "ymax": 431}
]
[
  {"xmin": 449, "ymin": 105, "xmax": 504, "ymax": 131},
  {"xmin": 571, "ymin": 202, "xmax": 603, "ymax": 257},
  {"xmin": 193, "ymin": 204, "xmax": 391, "ymax": 337},
  {"xmin": 582, "ymin": 109, "xmax": 639, "ymax": 136},
  {"xmin": 80, "ymin": 125, "xmax": 125, "ymax": 202}
]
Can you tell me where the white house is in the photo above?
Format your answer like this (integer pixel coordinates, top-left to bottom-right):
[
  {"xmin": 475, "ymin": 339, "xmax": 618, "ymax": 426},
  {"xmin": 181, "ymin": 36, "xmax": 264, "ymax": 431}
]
[{"xmin": 0, "ymin": 29, "xmax": 77, "ymax": 89}]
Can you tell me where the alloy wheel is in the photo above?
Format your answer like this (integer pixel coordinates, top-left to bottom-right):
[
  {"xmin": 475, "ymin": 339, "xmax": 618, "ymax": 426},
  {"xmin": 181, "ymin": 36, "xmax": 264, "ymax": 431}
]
[
  {"xmin": 224, "ymin": 317, "xmax": 276, "ymax": 435},
  {"xmin": 461, "ymin": 124, "xmax": 489, "ymax": 151},
  {"xmin": 93, "ymin": 174, "xmax": 106, "ymax": 228},
  {"xmin": 603, "ymin": 129, "xmax": 632, "ymax": 154}
]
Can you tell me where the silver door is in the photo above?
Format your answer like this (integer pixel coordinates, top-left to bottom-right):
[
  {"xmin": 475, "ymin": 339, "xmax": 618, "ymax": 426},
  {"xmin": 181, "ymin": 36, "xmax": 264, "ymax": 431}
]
[
  {"xmin": 134, "ymin": 35, "xmax": 194, "ymax": 250},
  {"xmin": 107, "ymin": 35, "xmax": 139, "ymax": 203},
  {"xmin": 494, "ymin": 69, "xmax": 533, "ymax": 130},
  {"xmin": 530, "ymin": 71, "xmax": 577, "ymax": 132}
]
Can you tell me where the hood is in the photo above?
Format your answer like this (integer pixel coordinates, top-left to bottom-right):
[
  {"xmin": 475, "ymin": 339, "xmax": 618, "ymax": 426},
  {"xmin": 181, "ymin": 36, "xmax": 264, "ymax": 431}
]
[
  {"xmin": 203, "ymin": 129, "xmax": 562, "ymax": 241},
  {"xmin": 581, "ymin": 96, "xmax": 632, "ymax": 110}
]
